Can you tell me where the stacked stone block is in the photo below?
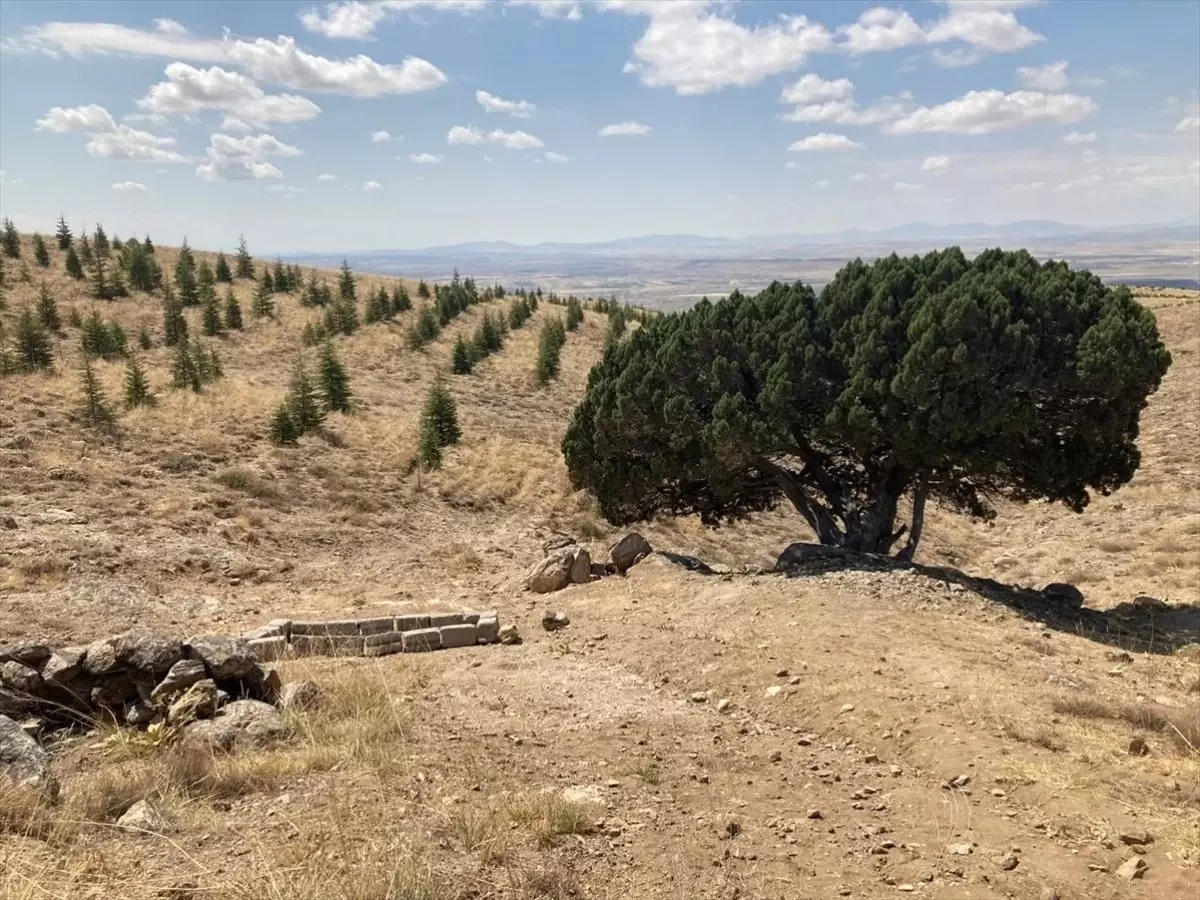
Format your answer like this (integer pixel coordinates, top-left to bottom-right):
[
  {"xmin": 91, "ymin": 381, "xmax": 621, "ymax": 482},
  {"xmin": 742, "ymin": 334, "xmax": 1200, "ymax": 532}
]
[{"xmin": 243, "ymin": 611, "xmax": 502, "ymax": 662}]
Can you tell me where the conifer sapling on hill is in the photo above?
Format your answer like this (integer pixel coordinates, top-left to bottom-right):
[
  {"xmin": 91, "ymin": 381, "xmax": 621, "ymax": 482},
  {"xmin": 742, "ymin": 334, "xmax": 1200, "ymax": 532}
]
[
  {"xmin": 202, "ymin": 291, "xmax": 224, "ymax": 336},
  {"xmin": 138, "ymin": 326, "xmax": 152, "ymax": 350},
  {"xmin": 93, "ymin": 224, "xmax": 110, "ymax": 257},
  {"xmin": 1, "ymin": 218, "xmax": 21, "ymax": 259},
  {"xmin": 162, "ymin": 284, "xmax": 188, "ymax": 347},
  {"xmin": 65, "ymin": 246, "xmax": 84, "ymax": 280},
  {"xmin": 123, "ymin": 354, "xmax": 154, "ymax": 408},
  {"xmin": 15, "ymin": 308, "xmax": 54, "ymax": 372},
  {"xmin": 36, "ymin": 282, "xmax": 61, "ymax": 332},
  {"xmin": 79, "ymin": 357, "xmax": 115, "ymax": 428},
  {"xmin": 234, "ymin": 235, "xmax": 254, "ymax": 279},
  {"xmin": 55, "ymin": 215, "xmax": 72, "ymax": 250},
  {"xmin": 452, "ymin": 335, "xmax": 474, "ymax": 374},
  {"xmin": 269, "ymin": 402, "xmax": 300, "ymax": 446},
  {"xmin": 252, "ymin": 276, "xmax": 275, "ymax": 319},
  {"xmin": 287, "ymin": 361, "xmax": 325, "ymax": 432},
  {"xmin": 224, "ymin": 286, "xmax": 244, "ymax": 330},
  {"xmin": 172, "ymin": 340, "xmax": 202, "ymax": 392},
  {"xmin": 318, "ymin": 340, "xmax": 352, "ymax": 414},
  {"xmin": 535, "ymin": 316, "xmax": 566, "ymax": 385},
  {"xmin": 417, "ymin": 279, "xmax": 430, "ymax": 300},
  {"xmin": 215, "ymin": 251, "xmax": 232, "ymax": 283},
  {"xmin": 393, "ymin": 282, "xmax": 411, "ymax": 314},
  {"xmin": 33, "ymin": 234, "xmax": 50, "ymax": 268},
  {"xmin": 175, "ymin": 239, "xmax": 200, "ymax": 306},
  {"xmin": 418, "ymin": 377, "xmax": 461, "ymax": 470}
]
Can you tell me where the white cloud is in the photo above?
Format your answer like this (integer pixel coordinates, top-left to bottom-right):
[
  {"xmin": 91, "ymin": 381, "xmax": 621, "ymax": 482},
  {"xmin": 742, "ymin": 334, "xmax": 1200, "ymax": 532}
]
[
  {"xmin": 602, "ymin": 1, "xmax": 832, "ymax": 95},
  {"xmin": 1012, "ymin": 180, "xmax": 1047, "ymax": 189},
  {"xmin": 409, "ymin": 152, "xmax": 443, "ymax": 164},
  {"xmin": 921, "ymin": 154, "xmax": 951, "ymax": 174},
  {"xmin": 371, "ymin": 130, "xmax": 392, "ymax": 143},
  {"xmin": 35, "ymin": 104, "xmax": 117, "ymax": 133},
  {"xmin": 487, "ymin": 128, "xmax": 543, "ymax": 150},
  {"xmin": 885, "ymin": 90, "xmax": 1097, "ymax": 135},
  {"xmin": 1016, "ymin": 60, "xmax": 1069, "ymax": 91},
  {"xmin": 8, "ymin": 24, "xmax": 447, "ymax": 97},
  {"xmin": 893, "ymin": 180, "xmax": 923, "ymax": 191},
  {"xmin": 362, "ymin": 180, "xmax": 382, "ymax": 190},
  {"xmin": 1081, "ymin": 148, "xmax": 1099, "ymax": 164},
  {"xmin": 837, "ymin": 2, "xmax": 1043, "ymax": 64},
  {"xmin": 266, "ymin": 184, "xmax": 305, "ymax": 193},
  {"xmin": 544, "ymin": 151, "xmax": 571, "ymax": 163},
  {"xmin": 598, "ymin": 120, "xmax": 651, "ymax": 137},
  {"xmin": 1063, "ymin": 130, "xmax": 1096, "ymax": 145},
  {"xmin": 838, "ymin": 7, "xmax": 925, "ymax": 53},
  {"xmin": 781, "ymin": 95, "xmax": 910, "ymax": 126},
  {"xmin": 153, "ymin": 18, "xmax": 189, "ymax": 36},
  {"xmin": 447, "ymin": 125, "xmax": 543, "ymax": 149},
  {"xmin": 299, "ymin": 0, "xmax": 487, "ymax": 39},
  {"xmin": 510, "ymin": 0, "xmax": 583, "ymax": 20},
  {"xmin": 476, "ymin": 89, "xmax": 535, "ymax": 118},
  {"xmin": 136, "ymin": 63, "xmax": 322, "ymax": 129},
  {"xmin": 196, "ymin": 132, "xmax": 300, "ymax": 181},
  {"xmin": 87, "ymin": 125, "xmax": 190, "ymax": 163},
  {"xmin": 849, "ymin": 172, "xmax": 868, "ymax": 182},
  {"xmin": 1054, "ymin": 174, "xmax": 1101, "ymax": 192},
  {"xmin": 780, "ymin": 73, "xmax": 853, "ymax": 105},
  {"xmin": 447, "ymin": 125, "xmax": 484, "ymax": 145},
  {"xmin": 788, "ymin": 132, "xmax": 862, "ymax": 151},
  {"xmin": 316, "ymin": 173, "xmax": 338, "ymax": 181},
  {"xmin": 814, "ymin": 179, "xmax": 830, "ymax": 189},
  {"xmin": 784, "ymin": 160, "xmax": 801, "ymax": 169},
  {"xmin": 1176, "ymin": 115, "xmax": 1200, "ymax": 133},
  {"xmin": 112, "ymin": 180, "xmax": 147, "ymax": 191}
]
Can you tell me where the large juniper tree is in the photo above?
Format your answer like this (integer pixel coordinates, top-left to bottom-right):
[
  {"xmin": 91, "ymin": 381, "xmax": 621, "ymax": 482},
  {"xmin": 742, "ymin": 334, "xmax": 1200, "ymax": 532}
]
[{"xmin": 562, "ymin": 248, "xmax": 1172, "ymax": 560}]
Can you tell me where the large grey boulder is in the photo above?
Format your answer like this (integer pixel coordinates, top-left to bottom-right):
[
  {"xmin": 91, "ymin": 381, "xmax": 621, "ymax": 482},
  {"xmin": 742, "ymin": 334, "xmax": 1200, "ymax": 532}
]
[
  {"xmin": 184, "ymin": 699, "xmax": 287, "ymax": 751},
  {"xmin": 115, "ymin": 630, "xmax": 184, "ymax": 676},
  {"xmin": 186, "ymin": 635, "xmax": 256, "ymax": 679},
  {"xmin": 0, "ymin": 660, "xmax": 42, "ymax": 696},
  {"xmin": 0, "ymin": 714, "xmax": 58, "ymax": 800},
  {"xmin": 1043, "ymin": 582, "xmax": 1085, "ymax": 608},
  {"xmin": 83, "ymin": 635, "xmax": 121, "ymax": 676},
  {"xmin": 0, "ymin": 642, "xmax": 51, "ymax": 668},
  {"xmin": 41, "ymin": 648, "xmax": 85, "ymax": 685},
  {"xmin": 524, "ymin": 548, "xmax": 576, "ymax": 593},
  {"xmin": 117, "ymin": 799, "xmax": 171, "ymax": 834},
  {"xmin": 568, "ymin": 547, "xmax": 592, "ymax": 584},
  {"xmin": 167, "ymin": 679, "xmax": 220, "ymax": 725},
  {"xmin": 610, "ymin": 532, "xmax": 652, "ymax": 573},
  {"xmin": 150, "ymin": 659, "xmax": 207, "ymax": 706}
]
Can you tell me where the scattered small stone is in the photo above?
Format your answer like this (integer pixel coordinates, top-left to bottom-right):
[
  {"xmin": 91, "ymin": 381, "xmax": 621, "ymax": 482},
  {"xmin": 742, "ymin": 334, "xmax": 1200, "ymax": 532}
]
[
  {"xmin": 951, "ymin": 774, "xmax": 971, "ymax": 788},
  {"xmin": 1087, "ymin": 864, "xmax": 1109, "ymax": 873},
  {"xmin": 996, "ymin": 853, "xmax": 1019, "ymax": 871},
  {"xmin": 1115, "ymin": 857, "xmax": 1147, "ymax": 880},
  {"xmin": 690, "ymin": 691, "xmax": 708, "ymax": 704},
  {"xmin": 1119, "ymin": 830, "xmax": 1153, "ymax": 846},
  {"xmin": 1128, "ymin": 736, "xmax": 1149, "ymax": 756},
  {"xmin": 990, "ymin": 789, "xmax": 1006, "ymax": 798},
  {"xmin": 1165, "ymin": 778, "xmax": 1180, "ymax": 792},
  {"xmin": 788, "ymin": 675, "xmax": 802, "ymax": 685},
  {"xmin": 716, "ymin": 698, "xmax": 732, "ymax": 713},
  {"xmin": 775, "ymin": 668, "xmax": 790, "ymax": 678},
  {"xmin": 948, "ymin": 843, "xmax": 973, "ymax": 856},
  {"xmin": 724, "ymin": 819, "xmax": 741, "ymax": 839},
  {"xmin": 765, "ymin": 685, "xmax": 783, "ymax": 698},
  {"xmin": 806, "ymin": 809, "xmax": 822, "ymax": 819},
  {"xmin": 1038, "ymin": 889, "xmax": 1060, "ymax": 900},
  {"xmin": 117, "ymin": 799, "xmax": 170, "ymax": 835},
  {"xmin": 897, "ymin": 884, "xmax": 915, "ymax": 893},
  {"xmin": 864, "ymin": 753, "xmax": 879, "ymax": 764},
  {"xmin": 840, "ymin": 703, "xmax": 855, "ymax": 713},
  {"xmin": 541, "ymin": 611, "xmax": 570, "ymax": 632},
  {"xmin": 889, "ymin": 765, "xmax": 903, "ymax": 776},
  {"xmin": 768, "ymin": 749, "xmax": 782, "ymax": 763},
  {"xmin": 498, "ymin": 623, "xmax": 522, "ymax": 645}
]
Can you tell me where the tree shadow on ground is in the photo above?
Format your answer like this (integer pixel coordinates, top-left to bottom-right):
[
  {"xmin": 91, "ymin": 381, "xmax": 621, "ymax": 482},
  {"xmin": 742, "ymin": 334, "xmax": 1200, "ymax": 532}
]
[{"xmin": 765, "ymin": 543, "xmax": 1199, "ymax": 656}]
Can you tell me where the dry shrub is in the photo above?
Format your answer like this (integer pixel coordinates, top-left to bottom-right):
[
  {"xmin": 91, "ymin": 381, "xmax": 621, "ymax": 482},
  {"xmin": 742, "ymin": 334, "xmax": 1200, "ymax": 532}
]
[
  {"xmin": 212, "ymin": 468, "xmax": 282, "ymax": 502},
  {"xmin": 503, "ymin": 793, "xmax": 596, "ymax": 848},
  {"xmin": 0, "ymin": 784, "xmax": 60, "ymax": 840},
  {"xmin": 1050, "ymin": 695, "xmax": 1200, "ymax": 754}
]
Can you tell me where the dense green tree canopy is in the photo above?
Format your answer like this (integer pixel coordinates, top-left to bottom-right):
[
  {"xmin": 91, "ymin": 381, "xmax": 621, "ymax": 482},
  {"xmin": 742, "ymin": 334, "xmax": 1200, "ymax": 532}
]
[{"xmin": 563, "ymin": 248, "xmax": 1171, "ymax": 558}]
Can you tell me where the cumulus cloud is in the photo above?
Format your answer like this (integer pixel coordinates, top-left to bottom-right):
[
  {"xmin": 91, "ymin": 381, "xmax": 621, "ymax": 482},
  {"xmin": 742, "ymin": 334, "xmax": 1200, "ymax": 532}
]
[
  {"xmin": 316, "ymin": 173, "xmax": 338, "ymax": 181},
  {"xmin": 837, "ymin": 2, "xmax": 1043, "ymax": 66},
  {"xmin": 153, "ymin": 18, "xmax": 189, "ymax": 36},
  {"xmin": 35, "ymin": 104, "xmax": 117, "ymax": 133},
  {"xmin": 409, "ymin": 152, "xmax": 443, "ymax": 163},
  {"xmin": 510, "ymin": 0, "xmax": 583, "ymax": 19},
  {"xmin": 849, "ymin": 172, "xmax": 868, "ymax": 182},
  {"xmin": 265, "ymin": 184, "xmax": 305, "ymax": 193},
  {"xmin": 86, "ymin": 125, "xmax": 190, "ymax": 163},
  {"xmin": 1063, "ymin": 130, "xmax": 1096, "ymax": 145},
  {"xmin": 447, "ymin": 125, "xmax": 543, "ymax": 149},
  {"xmin": 788, "ymin": 132, "xmax": 863, "ymax": 151},
  {"xmin": 893, "ymin": 180, "xmax": 923, "ymax": 191},
  {"xmin": 921, "ymin": 154, "xmax": 951, "ymax": 173},
  {"xmin": 300, "ymin": 1, "xmax": 494, "ymax": 39},
  {"xmin": 780, "ymin": 73, "xmax": 854, "ymax": 105},
  {"xmin": 136, "ymin": 63, "xmax": 321, "ymax": 129},
  {"xmin": 362, "ymin": 180, "xmax": 382, "ymax": 190},
  {"xmin": 885, "ymin": 89, "xmax": 1097, "ymax": 135},
  {"xmin": 7, "ymin": 23, "xmax": 447, "ymax": 97},
  {"xmin": 544, "ymin": 151, "xmax": 571, "ymax": 163},
  {"xmin": 371, "ymin": 130, "xmax": 392, "ymax": 142},
  {"xmin": 476, "ymin": 89, "xmax": 535, "ymax": 118},
  {"xmin": 1016, "ymin": 61, "xmax": 1070, "ymax": 92},
  {"xmin": 196, "ymin": 132, "xmax": 300, "ymax": 181},
  {"xmin": 780, "ymin": 74, "xmax": 909, "ymax": 126},
  {"xmin": 598, "ymin": 120, "xmax": 651, "ymax": 137},
  {"xmin": 602, "ymin": 1, "xmax": 831, "ymax": 95},
  {"xmin": 112, "ymin": 180, "xmax": 147, "ymax": 191},
  {"xmin": 814, "ymin": 179, "xmax": 830, "ymax": 189},
  {"xmin": 1176, "ymin": 114, "xmax": 1200, "ymax": 133}
]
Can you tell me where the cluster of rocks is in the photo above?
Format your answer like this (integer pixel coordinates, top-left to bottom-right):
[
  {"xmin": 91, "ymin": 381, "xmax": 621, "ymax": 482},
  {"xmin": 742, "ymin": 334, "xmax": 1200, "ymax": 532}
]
[
  {"xmin": 1, "ymin": 631, "xmax": 279, "ymax": 738},
  {"xmin": 240, "ymin": 609, "xmax": 510, "ymax": 661},
  {"xmin": 524, "ymin": 531, "xmax": 652, "ymax": 594}
]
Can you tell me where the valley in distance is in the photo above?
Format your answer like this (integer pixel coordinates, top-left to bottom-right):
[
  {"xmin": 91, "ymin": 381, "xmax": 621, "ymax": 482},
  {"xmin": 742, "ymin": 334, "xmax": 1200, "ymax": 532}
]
[{"xmin": 287, "ymin": 216, "xmax": 1200, "ymax": 310}]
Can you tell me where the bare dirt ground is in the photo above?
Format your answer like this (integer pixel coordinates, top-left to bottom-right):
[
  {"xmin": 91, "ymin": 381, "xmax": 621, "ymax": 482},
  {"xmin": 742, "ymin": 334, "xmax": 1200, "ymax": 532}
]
[{"xmin": 0, "ymin": 236, "xmax": 1197, "ymax": 899}]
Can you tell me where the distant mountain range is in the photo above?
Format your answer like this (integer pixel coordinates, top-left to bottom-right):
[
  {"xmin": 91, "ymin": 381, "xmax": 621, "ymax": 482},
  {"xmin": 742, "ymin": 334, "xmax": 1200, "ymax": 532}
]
[
  {"xmin": 283, "ymin": 217, "xmax": 1200, "ymax": 308},
  {"xmin": 288, "ymin": 217, "xmax": 1200, "ymax": 260}
]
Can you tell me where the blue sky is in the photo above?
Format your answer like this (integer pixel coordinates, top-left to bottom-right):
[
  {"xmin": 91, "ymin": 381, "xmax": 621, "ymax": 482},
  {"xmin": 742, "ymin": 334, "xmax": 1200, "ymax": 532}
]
[{"xmin": 0, "ymin": 0, "xmax": 1197, "ymax": 253}]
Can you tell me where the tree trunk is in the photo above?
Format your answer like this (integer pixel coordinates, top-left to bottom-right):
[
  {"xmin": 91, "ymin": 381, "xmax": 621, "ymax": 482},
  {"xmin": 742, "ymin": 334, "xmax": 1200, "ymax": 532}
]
[{"xmin": 895, "ymin": 480, "xmax": 927, "ymax": 562}]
